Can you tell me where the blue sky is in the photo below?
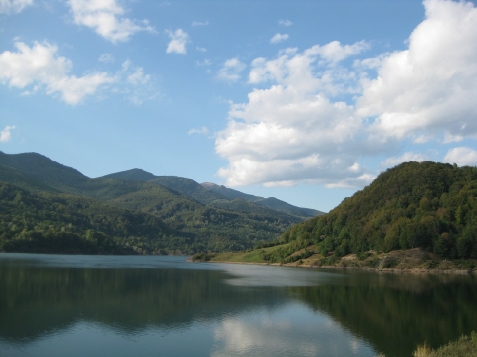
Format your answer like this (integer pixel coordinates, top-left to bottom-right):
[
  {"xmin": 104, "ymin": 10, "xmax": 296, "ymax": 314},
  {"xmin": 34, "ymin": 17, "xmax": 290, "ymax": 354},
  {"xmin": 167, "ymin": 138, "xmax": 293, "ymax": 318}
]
[{"xmin": 1, "ymin": 0, "xmax": 477, "ymax": 212}]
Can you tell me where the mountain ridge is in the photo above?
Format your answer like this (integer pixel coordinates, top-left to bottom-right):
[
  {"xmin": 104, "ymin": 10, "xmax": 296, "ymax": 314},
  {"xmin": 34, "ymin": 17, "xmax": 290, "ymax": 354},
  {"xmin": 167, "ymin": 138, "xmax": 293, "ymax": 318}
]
[
  {"xmin": 200, "ymin": 182, "xmax": 323, "ymax": 218},
  {"xmin": 0, "ymin": 150, "xmax": 321, "ymax": 254},
  {"xmin": 103, "ymin": 166, "xmax": 323, "ymax": 218}
]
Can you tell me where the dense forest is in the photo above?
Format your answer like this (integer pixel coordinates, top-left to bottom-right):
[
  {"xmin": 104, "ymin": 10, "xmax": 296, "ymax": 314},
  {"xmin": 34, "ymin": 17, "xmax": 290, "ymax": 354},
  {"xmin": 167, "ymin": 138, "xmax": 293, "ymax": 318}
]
[
  {"xmin": 0, "ymin": 151, "xmax": 320, "ymax": 254},
  {"xmin": 280, "ymin": 161, "xmax": 477, "ymax": 260}
]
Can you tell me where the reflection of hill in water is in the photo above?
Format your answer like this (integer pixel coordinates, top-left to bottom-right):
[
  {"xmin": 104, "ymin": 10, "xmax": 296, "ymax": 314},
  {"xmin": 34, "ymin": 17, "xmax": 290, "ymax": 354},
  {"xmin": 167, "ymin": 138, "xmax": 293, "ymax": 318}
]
[
  {"xmin": 0, "ymin": 266, "xmax": 287, "ymax": 342},
  {"xmin": 2, "ymin": 261, "xmax": 477, "ymax": 357},
  {"xmin": 289, "ymin": 271, "xmax": 477, "ymax": 357}
]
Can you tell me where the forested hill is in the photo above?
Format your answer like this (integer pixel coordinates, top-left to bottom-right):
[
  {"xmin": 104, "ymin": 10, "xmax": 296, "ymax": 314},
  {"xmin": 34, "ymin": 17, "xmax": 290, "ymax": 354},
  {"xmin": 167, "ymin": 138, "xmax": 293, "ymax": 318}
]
[
  {"xmin": 200, "ymin": 182, "xmax": 324, "ymax": 218},
  {"xmin": 0, "ymin": 151, "xmax": 88, "ymax": 192},
  {"xmin": 282, "ymin": 161, "xmax": 477, "ymax": 260},
  {"xmin": 0, "ymin": 151, "xmax": 322, "ymax": 255},
  {"xmin": 105, "ymin": 169, "xmax": 322, "ymax": 219}
]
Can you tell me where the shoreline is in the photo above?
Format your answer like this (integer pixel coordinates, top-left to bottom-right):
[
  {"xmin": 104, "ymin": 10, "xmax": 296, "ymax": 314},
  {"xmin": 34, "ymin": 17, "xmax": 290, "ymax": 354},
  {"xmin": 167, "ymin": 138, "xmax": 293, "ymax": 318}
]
[
  {"xmin": 193, "ymin": 247, "xmax": 477, "ymax": 275},
  {"xmin": 195, "ymin": 259, "xmax": 477, "ymax": 275}
]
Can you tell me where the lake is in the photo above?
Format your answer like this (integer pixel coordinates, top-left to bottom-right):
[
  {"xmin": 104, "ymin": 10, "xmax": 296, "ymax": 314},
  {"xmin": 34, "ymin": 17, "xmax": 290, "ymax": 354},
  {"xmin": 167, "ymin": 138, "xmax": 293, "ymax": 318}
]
[{"xmin": 1, "ymin": 253, "xmax": 476, "ymax": 357}]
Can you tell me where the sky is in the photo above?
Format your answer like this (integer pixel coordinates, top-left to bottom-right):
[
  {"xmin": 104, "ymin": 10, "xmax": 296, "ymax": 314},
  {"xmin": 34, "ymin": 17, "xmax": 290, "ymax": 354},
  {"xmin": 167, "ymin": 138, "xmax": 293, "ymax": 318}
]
[{"xmin": 1, "ymin": 0, "xmax": 477, "ymax": 213}]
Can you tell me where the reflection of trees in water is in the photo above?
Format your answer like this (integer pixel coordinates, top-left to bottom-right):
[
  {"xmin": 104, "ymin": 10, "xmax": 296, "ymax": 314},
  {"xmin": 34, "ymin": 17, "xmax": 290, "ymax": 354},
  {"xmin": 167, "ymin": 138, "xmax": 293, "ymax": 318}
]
[
  {"xmin": 289, "ymin": 271, "xmax": 477, "ymax": 357},
  {"xmin": 0, "ymin": 266, "xmax": 287, "ymax": 342},
  {"xmin": 2, "ymin": 262, "xmax": 476, "ymax": 357}
]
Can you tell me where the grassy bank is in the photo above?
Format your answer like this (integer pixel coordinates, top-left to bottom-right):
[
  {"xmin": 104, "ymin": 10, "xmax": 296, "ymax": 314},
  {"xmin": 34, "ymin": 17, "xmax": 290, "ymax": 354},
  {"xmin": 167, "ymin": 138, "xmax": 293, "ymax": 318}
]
[
  {"xmin": 380, "ymin": 331, "xmax": 477, "ymax": 357},
  {"xmin": 193, "ymin": 243, "xmax": 477, "ymax": 273}
]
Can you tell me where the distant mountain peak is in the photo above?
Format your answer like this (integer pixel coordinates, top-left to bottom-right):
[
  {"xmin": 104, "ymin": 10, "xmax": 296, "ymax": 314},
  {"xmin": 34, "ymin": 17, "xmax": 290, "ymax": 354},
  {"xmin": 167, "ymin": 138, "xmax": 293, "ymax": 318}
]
[
  {"xmin": 201, "ymin": 182, "xmax": 219, "ymax": 188},
  {"xmin": 102, "ymin": 169, "xmax": 157, "ymax": 182}
]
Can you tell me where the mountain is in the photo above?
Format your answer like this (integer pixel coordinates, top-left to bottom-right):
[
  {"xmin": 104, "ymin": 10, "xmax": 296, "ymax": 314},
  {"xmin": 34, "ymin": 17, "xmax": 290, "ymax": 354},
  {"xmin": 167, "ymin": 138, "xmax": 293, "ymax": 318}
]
[
  {"xmin": 103, "ymin": 168, "xmax": 156, "ymax": 182},
  {"xmin": 0, "ymin": 164, "xmax": 60, "ymax": 193},
  {"xmin": 103, "ymin": 168, "xmax": 321, "ymax": 218},
  {"xmin": 201, "ymin": 182, "xmax": 324, "ymax": 218},
  {"xmin": 0, "ymin": 151, "xmax": 88, "ymax": 193},
  {"xmin": 149, "ymin": 176, "xmax": 226, "ymax": 204},
  {"xmin": 0, "ymin": 151, "xmax": 320, "ymax": 255},
  {"xmin": 279, "ymin": 161, "xmax": 477, "ymax": 261},
  {"xmin": 201, "ymin": 182, "xmax": 258, "ymax": 201}
]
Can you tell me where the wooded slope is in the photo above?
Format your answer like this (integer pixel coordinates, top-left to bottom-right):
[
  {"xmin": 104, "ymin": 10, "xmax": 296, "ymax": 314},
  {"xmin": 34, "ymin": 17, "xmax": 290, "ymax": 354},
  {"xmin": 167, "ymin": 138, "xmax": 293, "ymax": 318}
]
[
  {"xmin": 0, "ymin": 151, "xmax": 321, "ymax": 254},
  {"xmin": 281, "ymin": 161, "xmax": 477, "ymax": 260}
]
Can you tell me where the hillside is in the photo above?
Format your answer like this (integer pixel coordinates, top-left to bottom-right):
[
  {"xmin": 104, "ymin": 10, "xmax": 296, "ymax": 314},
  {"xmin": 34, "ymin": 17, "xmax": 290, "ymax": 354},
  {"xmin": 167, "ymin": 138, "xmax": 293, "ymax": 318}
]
[
  {"xmin": 104, "ymin": 170, "xmax": 320, "ymax": 219},
  {"xmin": 200, "ymin": 182, "xmax": 324, "ymax": 218},
  {"xmin": 0, "ymin": 182, "xmax": 175, "ymax": 254},
  {"xmin": 104, "ymin": 170, "xmax": 226, "ymax": 204},
  {"xmin": 0, "ymin": 151, "xmax": 318, "ymax": 254},
  {"xmin": 0, "ymin": 151, "xmax": 88, "ymax": 194},
  {"xmin": 276, "ymin": 161, "xmax": 477, "ymax": 263},
  {"xmin": 205, "ymin": 161, "xmax": 477, "ymax": 268}
]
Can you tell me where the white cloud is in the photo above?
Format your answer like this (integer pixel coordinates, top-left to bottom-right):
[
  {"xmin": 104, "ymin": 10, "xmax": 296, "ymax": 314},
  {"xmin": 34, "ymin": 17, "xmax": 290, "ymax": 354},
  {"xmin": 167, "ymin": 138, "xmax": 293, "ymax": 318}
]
[
  {"xmin": 165, "ymin": 29, "xmax": 189, "ymax": 54},
  {"xmin": 196, "ymin": 47, "xmax": 207, "ymax": 53},
  {"xmin": 0, "ymin": 0, "xmax": 33, "ymax": 14},
  {"xmin": 216, "ymin": 58, "xmax": 246, "ymax": 82},
  {"xmin": 357, "ymin": 0, "xmax": 477, "ymax": 143},
  {"xmin": 188, "ymin": 126, "xmax": 209, "ymax": 135},
  {"xmin": 119, "ymin": 60, "xmax": 158, "ymax": 105},
  {"xmin": 270, "ymin": 33, "xmax": 289, "ymax": 44},
  {"xmin": 68, "ymin": 0, "xmax": 155, "ymax": 43},
  {"xmin": 311, "ymin": 40, "xmax": 370, "ymax": 64},
  {"xmin": 216, "ymin": 0, "xmax": 477, "ymax": 189},
  {"xmin": 215, "ymin": 41, "xmax": 371, "ymax": 187},
  {"xmin": 0, "ymin": 41, "xmax": 156, "ymax": 105},
  {"xmin": 192, "ymin": 20, "xmax": 209, "ymax": 26},
  {"xmin": 0, "ymin": 125, "xmax": 15, "ymax": 142},
  {"xmin": 121, "ymin": 60, "xmax": 149, "ymax": 83},
  {"xmin": 279, "ymin": 19, "xmax": 293, "ymax": 27},
  {"xmin": 0, "ymin": 41, "xmax": 115, "ymax": 105},
  {"xmin": 443, "ymin": 132, "xmax": 464, "ymax": 143},
  {"xmin": 248, "ymin": 41, "xmax": 369, "ymax": 93},
  {"xmin": 99, "ymin": 53, "xmax": 115, "ymax": 63},
  {"xmin": 444, "ymin": 147, "xmax": 477, "ymax": 166},
  {"xmin": 381, "ymin": 152, "xmax": 429, "ymax": 168}
]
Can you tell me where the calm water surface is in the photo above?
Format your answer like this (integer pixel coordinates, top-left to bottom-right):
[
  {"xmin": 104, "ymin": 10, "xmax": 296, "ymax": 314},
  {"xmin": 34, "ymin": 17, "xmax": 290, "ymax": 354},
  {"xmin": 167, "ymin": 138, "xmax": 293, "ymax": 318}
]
[{"xmin": 1, "ymin": 253, "xmax": 476, "ymax": 357}]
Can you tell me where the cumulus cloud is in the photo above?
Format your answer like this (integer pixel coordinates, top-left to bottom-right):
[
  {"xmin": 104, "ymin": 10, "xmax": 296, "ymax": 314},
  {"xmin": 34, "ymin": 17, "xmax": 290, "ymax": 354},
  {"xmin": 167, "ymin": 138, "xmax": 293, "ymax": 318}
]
[
  {"xmin": 216, "ymin": 0, "xmax": 477, "ymax": 189},
  {"xmin": 0, "ymin": 0, "xmax": 33, "ymax": 14},
  {"xmin": 165, "ymin": 29, "xmax": 189, "ymax": 54},
  {"xmin": 270, "ymin": 33, "xmax": 289, "ymax": 44},
  {"xmin": 357, "ymin": 0, "xmax": 477, "ymax": 143},
  {"xmin": 0, "ymin": 125, "xmax": 15, "ymax": 142},
  {"xmin": 0, "ymin": 41, "xmax": 156, "ymax": 105},
  {"xmin": 68, "ymin": 0, "xmax": 155, "ymax": 43},
  {"xmin": 0, "ymin": 41, "xmax": 115, "ymax": 105},
  {"xmin": 216, "ymin": 58, "xmax": 246, "ymax": 82},
  {"xmin": 248, "ymin": 41, "xmax": 369, "ymax": 93},
  {"xmin": 381, "ymin": 152, "xmax": 429, "ymax": 168},
  {"xmin": 444, "ymin": 147, "xmax": 477, "ymax": 166},
  {"xmin": 188, "ymin": 126, "xmax": 209, "ymax": 135},
  {"xmin": 216, "ymin": 41, "xmax": 371, "ymax": 187}
]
